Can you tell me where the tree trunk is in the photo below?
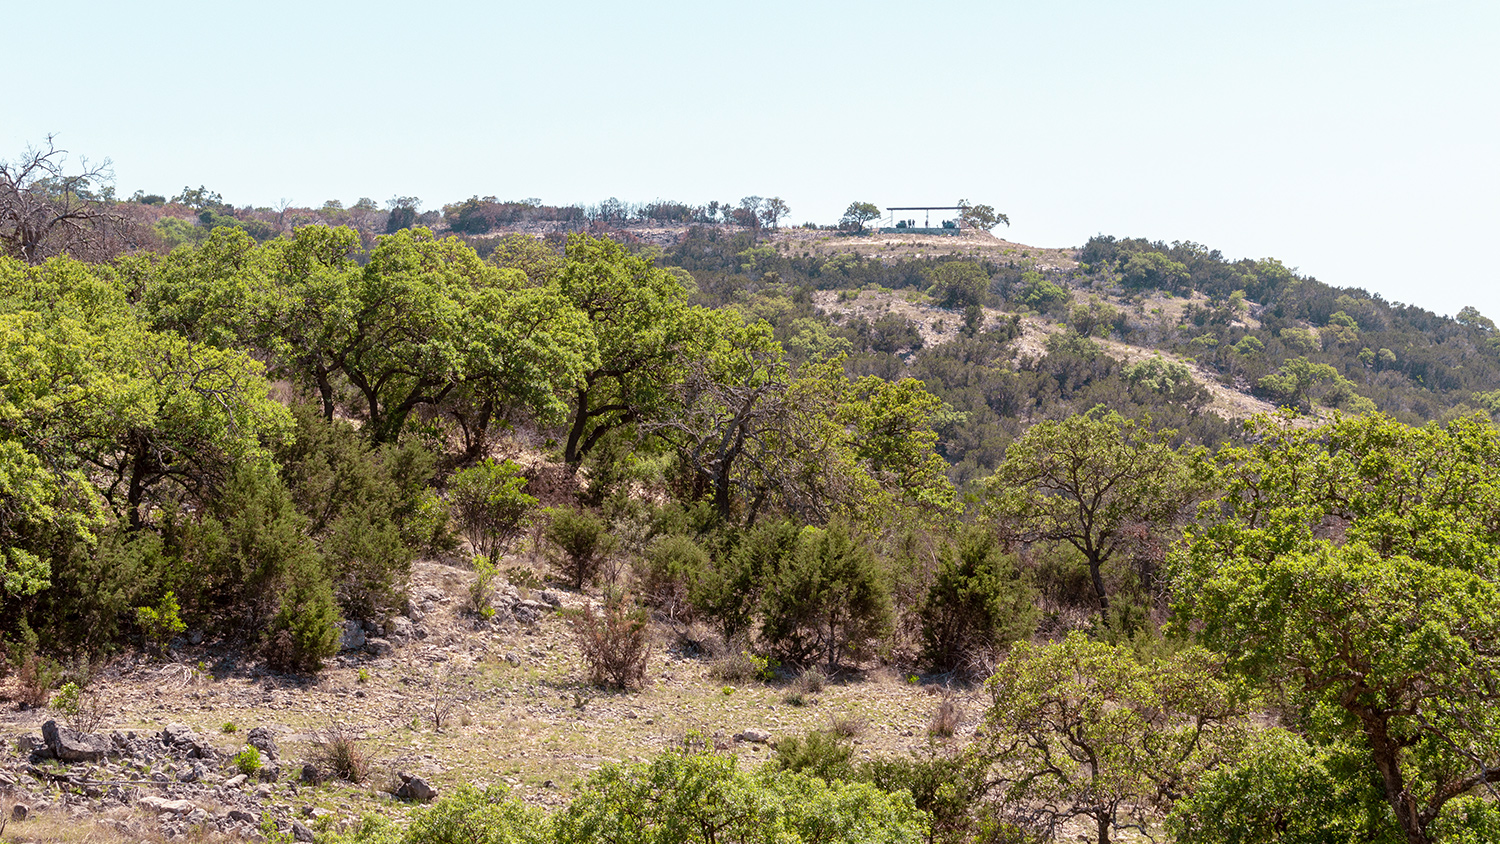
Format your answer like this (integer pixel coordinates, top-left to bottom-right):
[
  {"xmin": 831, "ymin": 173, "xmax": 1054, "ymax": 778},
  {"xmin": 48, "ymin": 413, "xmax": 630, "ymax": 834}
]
[
  {"xmin": 1088, "ymin": 556, "xmax": 1110, "ymax": 625},
  {"xmin": 1359, "ymin": 708, "xmax": 1430, "ymax": 844}
]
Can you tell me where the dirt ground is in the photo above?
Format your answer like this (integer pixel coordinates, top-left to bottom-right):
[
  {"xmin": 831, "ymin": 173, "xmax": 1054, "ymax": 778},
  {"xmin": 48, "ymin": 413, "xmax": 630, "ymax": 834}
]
[{"xmin": 0, "ymin": 557, "xmax": 986, "ymax": 841}]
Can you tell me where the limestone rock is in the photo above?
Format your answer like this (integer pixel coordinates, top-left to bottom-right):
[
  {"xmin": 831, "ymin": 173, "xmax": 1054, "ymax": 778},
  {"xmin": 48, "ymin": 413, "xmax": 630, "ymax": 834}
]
[
  {"xmin": 139, "ymin": 796, "xmax": 196, "ymax": 815},
  {"xmin": 42, "ymin": 720, "xmax": 111, "ymax": 762},
  {"xmin": 246, "ymin": 726, "xmax": 279, "ymax": 759},
  {"xmin": 394, "ymin": 772, "xmax": 437, "ymax": 802},
  {"xmin": 339, "ymin": 620, "xmax": 366, "ymax": 651}
]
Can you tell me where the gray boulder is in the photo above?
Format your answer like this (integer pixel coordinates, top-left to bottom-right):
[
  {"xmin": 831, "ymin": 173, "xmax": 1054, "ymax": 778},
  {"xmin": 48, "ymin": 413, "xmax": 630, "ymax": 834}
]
[
  {"xmin": 42, "ymin": 719, "xmax": 111, "ymax": 762},
  {"xmin": 394, "ymin": 772, "xmax": 437, "ymax": 802},
  {"xmin": 339, "ymin": 620, "xmax": 366, "ymax": 651},
  {"xmin": 246, "ymin": 726, "xmax": 278, "ymax": 759}
]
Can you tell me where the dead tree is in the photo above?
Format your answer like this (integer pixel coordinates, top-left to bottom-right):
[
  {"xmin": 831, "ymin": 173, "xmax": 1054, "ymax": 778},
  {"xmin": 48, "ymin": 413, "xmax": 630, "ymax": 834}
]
[{"xmin": 0, "ymin": 135, "xmax": 126, "ymax": 264}]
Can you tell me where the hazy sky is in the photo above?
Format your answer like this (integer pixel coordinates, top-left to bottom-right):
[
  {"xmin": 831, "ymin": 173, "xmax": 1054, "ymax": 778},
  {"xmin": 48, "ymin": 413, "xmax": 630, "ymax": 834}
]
[{"xmin": 7, "ymin": 0, "xmax": 1496, "ymax": 319}]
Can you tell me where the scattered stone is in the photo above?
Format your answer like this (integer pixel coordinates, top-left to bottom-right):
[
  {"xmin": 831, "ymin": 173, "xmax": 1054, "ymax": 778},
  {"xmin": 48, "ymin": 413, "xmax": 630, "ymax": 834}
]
[
  {"xmin": 162, "ymin": 723, "xmax": 199, "ymax": 748},
  {"xmin": 226, "ymin": 809, "xmax": 257, "ymax": 825},
  {"xmin": 393, "ymin": 772, "xmax": 437, "ymax": 802},
  {"xmin": 365, "ymin": 637, "xmax": 394, "ymax": 656},
  {"xmin": 339, "ymin": 620, "xmax": 367, "ymax": 651},
  {"xmin": 246, "ymin": 726, "xmax": 279, "ymax": 759},
  {"xmin": 139, "ymin": 796, "xmax": 197, "ymax": 815},
  {"xmin": 42, "ymin": 720, "xmax": 111, "ymax": 763},
  {"xmin": 224, "ymin": 774, "xmax": 247, "ymax": 788},
  {"xmin": 292, "ymin": 820, "xmax": 316, "ymax": 842},
  {"xmin": 386, "ymin": 616, "xmax": 415, "ymax": 642},
  {"xmin": 734, "ymin": 729, "xmax": 772, "ymax": 744}
]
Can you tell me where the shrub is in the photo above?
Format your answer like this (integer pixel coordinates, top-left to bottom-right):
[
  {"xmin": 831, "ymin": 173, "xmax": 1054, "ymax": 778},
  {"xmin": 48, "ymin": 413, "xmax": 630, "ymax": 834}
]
[
  {"xmin": 467, "ymin": 555, "xmax": 499, "ymax": 619},
  {"xmin": 50, "ymin": 681, "xmax": 106, "ymax": 733},
  {"xmin": 234, "ymin": 745, "xmax": 263, "ymax": 776},
  {"xmin": 691, "ymin": 519, "xmax": 800, "ymax": 640},
  {"xmin": 928, "ymin": 694, "xmax": 962, "ymax": 738},
  {"xmin": 450, "ymin": 459, "xmax": 535, "ymax": 558},
  {"xmin": 15, "ymin": 648, "xmax": 63, "ymax": 708},
  {"xmin": 759, "ymin": 524, "xmax": 891, "ymax": 671},
  {"xmin": 316, "ymin": 723, "xmax": 370, "ymax": 783},
  {"xmin": 276, "ymin": 405, "xmax": 446, "ymax": 618},
  {"xmin": 710, "ymin": 650, "xmax": 776, "ymax": 683},
  {"xmin": 858, "ymin": 750, "xmax": 998, "ymax": 844},
  {"xmin": 135, "ymin": 590, "xmax": 187, "ymax": 654},
  {"xmin": 554, "ymin": 748, "xmax": 926, "ymax": 844},
  {"xmin": 263, "ymin": 562, "xmax": 341, "ymax": 674},
  {"xmin": 572, "ymin": 590, "xmax": 652, "ymax": 690},
  {"xmin": 637, "ymin": 535, "xmax": 710, "ymax": 620},
  {"xmin": 919, "ymin": 530, "xmax": 1038, "ymax": 675},
  {"xmin": 544, "ymin": 507, "xmax": 616, "ymax": 590},
  {"xmin": 773, "ymin": 729, "xmax": 855, "ymax": 781},
  {"xmin": 402, "ymin": 784, "xmax": 545, "ymax": 844}
]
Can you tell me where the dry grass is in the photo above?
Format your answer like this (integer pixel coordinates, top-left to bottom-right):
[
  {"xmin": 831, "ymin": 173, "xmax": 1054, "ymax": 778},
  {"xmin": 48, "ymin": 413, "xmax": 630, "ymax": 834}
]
[
  {"xmin": 928, "ymin": 694, "xmax": 963, "ymax": 738},
  {"xmin": 315, "ymin": 722, "xmax": 371, "ymax": 783}
]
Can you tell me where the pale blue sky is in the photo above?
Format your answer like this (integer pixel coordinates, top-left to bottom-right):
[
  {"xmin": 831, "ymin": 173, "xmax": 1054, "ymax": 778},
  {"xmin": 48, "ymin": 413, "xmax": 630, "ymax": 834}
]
[{"xmin": 7, "ymin": 0, "xmax": 1497, "ymax": 318}]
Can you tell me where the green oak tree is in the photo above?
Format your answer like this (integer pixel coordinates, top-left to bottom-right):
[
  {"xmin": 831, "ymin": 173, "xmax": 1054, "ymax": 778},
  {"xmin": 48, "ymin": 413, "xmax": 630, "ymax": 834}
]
[
  {"xmin": 1172, "ymin": 412, "xmax": 1500, "ymax": 844},
  {"xmin": 555, "ymin": 233, "xmax": 703, "ymax": 467},
  {"xmin": 978, "ymin": 634, "xmax": 1245, "ymax": 844},
  {"xmin": 957, "ymin": 199, "xmax": 1008, "ymax": 231},
  {"xmin": 838, "ymin": 201, "xmax": 881, "ymax": 233},
  {"xmin": 984, "ymin": 407, "xmax": 1206, "ymax": 622}
]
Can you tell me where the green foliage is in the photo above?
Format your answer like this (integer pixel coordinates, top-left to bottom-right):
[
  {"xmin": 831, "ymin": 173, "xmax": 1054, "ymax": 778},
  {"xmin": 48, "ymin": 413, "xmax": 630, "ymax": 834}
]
[
  {"xmin": 759, "ymin": 524, "xmax": 891, "ymax": 671},
  {"xmin": 234, "ymin": 745, "xmax": 263, "ymax": 776},
  {"xmin": 1168, "ymin": 729, "xmax": 1400, "ymax": 844},
  {"xmin": 637, "ymin": 534, "xmax": 710, "ymax": 620},
  {"xmin": 985, "ymin": 407, "xmax": 1207, "ymax": 624},
  {"xmin": 276, "ymin": 405, "xmax": 443, "ymax": 619},
  {"xmin": 956, "ymin": 199, "xmax": 1008, "ymax": 231},
  {"xmin": 979, "ymin": 634, "xmax": 1245, "ymax": 844},
  {"xmin": 1255, "ymin": 355, "xmax": 1373, "ymax": 413},
  {"xmin": 691, "ymin": 519, "xmax": 801, "ymax": 639},
  {"xmin": 1121, "ymin": 355, "xmax": 1197, "ymax": 401},
  {"xmin": 858, "ymin": 749, "xmax": 998, "ymax": 844},
  {"xmin": 919, "ymin": 529, "xmax": 1037, "ymax": 674},
  {"xmin": 263, "ymin": 559, "xmax": 341, "ymax": 673},
  {"xmin": 134, "ymin": 590, "xmax": 186, "ymax": 653},
  {"xmin": 1013, "ymin": 270, "xmax": 1069, "ymax": 311},
  {"xmin": 544, "ymin": 507, "xmax": 616, "ymax": 590},
  {"xmin": 1069, "ymin": 297, "xmax": 1121, "ymax": 337},
  {"xmin": 468, "ymin": 555, "xmax": 499, "ymax": 619},
  {"xmin": 838, "ymin": 202, "xmax": 882, "ymax": 232},
  {"xmin": 402, "ymin": 784, "xmax": 546, "ymax": 844},
  {"xmin": 1173, "ymin": 412, "xmax": 1500, "ymax": 843},
  {"xmin": 555, "ymin": 233, "xmax": 695, "ymax": 467},
  {"xmin": 1120, "ymin": 251, "xmax": 1190, "ymax": 292},
  {"xmin": 554, "ymin": 747, "xmax": 926, "ymax": 844},
  {"xmin": 927, "ymin": 261, "xmax": 989, "ymax": 309},
  {"xmin": 771, "ymin": 729, "xmax": 855, "ymax": 782},
  {"xmin": 450, "ymin": 458, "xmax": 535, "ymax": 558}
]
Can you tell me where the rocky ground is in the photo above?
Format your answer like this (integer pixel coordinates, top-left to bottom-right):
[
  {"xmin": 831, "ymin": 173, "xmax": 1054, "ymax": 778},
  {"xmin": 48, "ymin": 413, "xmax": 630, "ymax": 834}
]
[{"xmin": 0, "ymin": 559, "xmax": 983, "ymax": 843}]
